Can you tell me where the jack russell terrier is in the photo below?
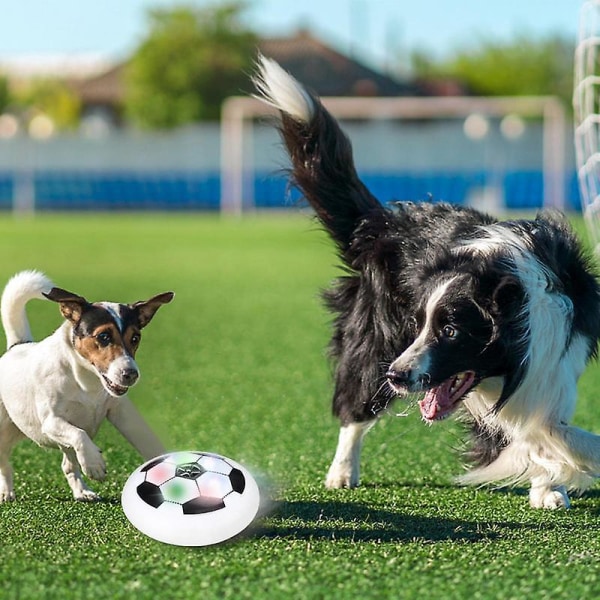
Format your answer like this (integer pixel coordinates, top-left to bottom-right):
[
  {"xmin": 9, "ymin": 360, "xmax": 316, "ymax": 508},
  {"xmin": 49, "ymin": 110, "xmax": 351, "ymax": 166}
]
[{"xmin": 0, "ymin": 270, "xmax": 173, "ymax": 502}]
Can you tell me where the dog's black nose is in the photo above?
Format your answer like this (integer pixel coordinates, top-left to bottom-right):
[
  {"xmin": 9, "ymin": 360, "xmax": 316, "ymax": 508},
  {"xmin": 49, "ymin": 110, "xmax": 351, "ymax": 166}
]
[
  {"xmin": 386, "ymin": 368, "xmax": 410, "ymax": 387},
  {"xmin": 121, "ymin": 368, "xmax": 139, "ymax": 386}
]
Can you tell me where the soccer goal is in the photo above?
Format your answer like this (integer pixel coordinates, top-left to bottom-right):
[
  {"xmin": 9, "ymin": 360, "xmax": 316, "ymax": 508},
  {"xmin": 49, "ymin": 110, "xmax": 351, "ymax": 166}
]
[
  {"xmin": 574, "ymin": 0, "xmax": 600, "ymax": 252},
  {"xmin": 221, "ymin": 93, "xmax": 567, "ymax": 216}
]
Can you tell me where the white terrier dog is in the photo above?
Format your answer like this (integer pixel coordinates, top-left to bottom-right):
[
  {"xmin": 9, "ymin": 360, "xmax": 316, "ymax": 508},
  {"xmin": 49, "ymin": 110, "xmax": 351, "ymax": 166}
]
[{"xmin": 0, "ymin": 270, "xmax": 173, "ymax": 502}]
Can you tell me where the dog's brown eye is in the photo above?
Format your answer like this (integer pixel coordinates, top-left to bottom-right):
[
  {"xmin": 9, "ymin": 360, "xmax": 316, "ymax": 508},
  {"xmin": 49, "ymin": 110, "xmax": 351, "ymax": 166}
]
[
  {"xmin": 131, "ymin": 333, "xmax": 141, "ymax": 346},
  {"xmin": 442, "ymin": 325, "xmax": 457, "ymax": 339},
  {"xmin": 96, "ymin": 332, "xmax": 112, "ymax": 347}
]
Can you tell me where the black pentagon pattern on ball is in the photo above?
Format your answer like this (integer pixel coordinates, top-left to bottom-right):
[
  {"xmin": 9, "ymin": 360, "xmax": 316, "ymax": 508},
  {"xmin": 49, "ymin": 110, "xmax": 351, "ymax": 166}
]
[
  {"xmin": 140, "ymin": 456, "xmax": 166, "ymax": 472},
  {"xmin": 229, "ymin": 468, "xmax": 246, "ymax": 493},
  {"xmin": 135, "ymin": 452, "xmax": 248, "ymax": 514},
  {"xmin": 137, "ymin": 480, "xmax": 164, "ymax": 508},
  {"xmin": 182, "ymin": 496, "xmax": 225, "ymax": 514}
]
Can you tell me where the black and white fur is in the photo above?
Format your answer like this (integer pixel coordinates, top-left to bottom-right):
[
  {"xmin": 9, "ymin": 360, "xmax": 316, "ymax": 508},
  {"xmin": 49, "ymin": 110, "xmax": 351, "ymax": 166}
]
[
  {"xmin": 0, "ymin": 271, "xmax": 173, "ymax": 502},
  {"xmin": 254, "ymin": 56, "xmax": 600, "ymax": 509}
]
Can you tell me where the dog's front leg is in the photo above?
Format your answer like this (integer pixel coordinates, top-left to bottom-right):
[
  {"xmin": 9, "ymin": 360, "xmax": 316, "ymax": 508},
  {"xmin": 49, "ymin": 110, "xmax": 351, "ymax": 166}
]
[
  {"xmin": 325, "ymin": 421, "xmax": 374, "ymax": 489},
  {"xmin": 40, "ymin": 416, "xmax": 106, "ymax": 481},
  {"xmin": 107, "ymin": 397, "xmax": 165, "ymax": 460},
  {"xmin": 61, "ymin": 448, "xmax": 100, "ymax": 502}
]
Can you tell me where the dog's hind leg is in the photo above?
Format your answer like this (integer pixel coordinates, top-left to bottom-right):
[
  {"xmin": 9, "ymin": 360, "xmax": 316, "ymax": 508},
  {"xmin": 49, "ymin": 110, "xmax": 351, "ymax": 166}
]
[
  {"xmin": 0, "ymin": 404, "xmax": 23, "ymax": 502},
  {"xmin": 325, "ymin": 420, "xmax": 375, "ymax": 489},
  {"xmin": 61, "ymin": 448, "xmax": 99, "ymax": 502},
  {"xmin": 527, "ymin": 425, "xmax": 600, "ymax": 509},
  {"xmin": 529, "ymin": 476, "xmax": 570, "ymax": 509},
  {"xmin": 0, "ymin": 457, "xmax": 15, "ymax": 502}
]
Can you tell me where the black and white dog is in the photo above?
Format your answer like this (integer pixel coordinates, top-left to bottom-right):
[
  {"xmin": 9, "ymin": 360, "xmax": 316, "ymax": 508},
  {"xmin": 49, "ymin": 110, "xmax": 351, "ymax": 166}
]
[{"xmin": 254, "ymin": 56, "xmax": 600, "ymax": 509}]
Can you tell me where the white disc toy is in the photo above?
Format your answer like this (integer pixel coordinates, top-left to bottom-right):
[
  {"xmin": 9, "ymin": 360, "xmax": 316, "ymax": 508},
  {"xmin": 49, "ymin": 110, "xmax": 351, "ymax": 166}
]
[{"xmin": 121, "ymin": 451, "xmax": 261, "ymax": 546}]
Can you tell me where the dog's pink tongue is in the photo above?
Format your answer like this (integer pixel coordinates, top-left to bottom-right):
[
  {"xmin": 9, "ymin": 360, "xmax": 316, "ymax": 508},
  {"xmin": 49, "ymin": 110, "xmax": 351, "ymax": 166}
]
[{"xmin": 419, "ymin": 380, "xmax": 453, "ymax": 421}]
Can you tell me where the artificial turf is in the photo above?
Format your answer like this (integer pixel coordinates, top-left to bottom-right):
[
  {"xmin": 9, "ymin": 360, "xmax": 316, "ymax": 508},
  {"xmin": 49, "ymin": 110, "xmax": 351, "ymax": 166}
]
[{"xmin": 0, "ymin": 213, "xmax": 599, "ymax": 599}]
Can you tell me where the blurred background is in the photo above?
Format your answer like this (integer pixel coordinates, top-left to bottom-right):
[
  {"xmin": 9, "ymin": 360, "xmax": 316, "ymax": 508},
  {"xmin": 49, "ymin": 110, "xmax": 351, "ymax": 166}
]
[{"xmin": 0, "ymin": 0, "xmax": 581, "ymax": 214}]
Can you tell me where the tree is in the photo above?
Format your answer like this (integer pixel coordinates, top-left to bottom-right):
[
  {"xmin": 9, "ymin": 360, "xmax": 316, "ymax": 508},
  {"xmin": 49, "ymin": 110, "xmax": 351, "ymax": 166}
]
[
  {"xmin": 0, "ymin": 76, "xmax": 9, "ymax": 114},
  {"xmin": 411, "ymin": 33, "xmax": 575, "ymax": 107},
  {"xmin": 125, "ymin": 2, "xmax": 258, "ymax": 128},
  {"xmin": 16, "ymin": 79, "xmax": 81, "ymax": 130}
]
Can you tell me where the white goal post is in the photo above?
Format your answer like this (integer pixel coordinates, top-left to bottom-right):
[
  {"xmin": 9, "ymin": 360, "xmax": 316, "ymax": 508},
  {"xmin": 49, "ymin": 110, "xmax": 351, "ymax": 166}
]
[{"xmin": 220, "ymin": 94, "xmax": 567, "ymax": 216}]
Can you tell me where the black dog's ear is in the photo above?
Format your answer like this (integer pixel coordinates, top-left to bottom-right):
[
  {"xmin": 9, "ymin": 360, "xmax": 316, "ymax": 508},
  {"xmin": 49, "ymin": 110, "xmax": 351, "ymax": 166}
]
[
  {"xmin": 131, "ymin": 292, "xmax": 174, "ymax": 328},
  {"xmin": 491, "ymin": 276, "xmax": 523, "ymax": 318},
  {"xmin": 43, "ymin": 287, "xmax": 91, "ymax": 324}
]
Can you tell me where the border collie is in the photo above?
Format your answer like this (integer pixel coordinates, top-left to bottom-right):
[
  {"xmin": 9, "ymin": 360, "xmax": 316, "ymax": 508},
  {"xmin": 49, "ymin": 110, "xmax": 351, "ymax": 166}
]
[{"xmin": 254, "ymin": 56, "xmax": 600, "ymax": 509}]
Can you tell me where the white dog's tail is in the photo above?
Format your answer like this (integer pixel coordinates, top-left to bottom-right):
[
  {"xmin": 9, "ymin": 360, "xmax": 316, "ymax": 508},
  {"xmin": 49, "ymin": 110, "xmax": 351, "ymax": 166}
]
[{"xmin": 1, "ymin": 270, "xmax": 54, "ymax": 349}]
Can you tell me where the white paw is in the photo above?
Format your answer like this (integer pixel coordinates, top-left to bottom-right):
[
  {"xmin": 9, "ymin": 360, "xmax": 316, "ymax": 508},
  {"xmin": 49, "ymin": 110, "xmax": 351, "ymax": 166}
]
[
  {"xmin": 529, "ymin": 486, "xmax": 570, "ymax": 509},
  {"xmin": 325, "ymin": 461, "xmax": 359, "ymax": 489},
  {"xmin": 79, "ymin": 444, "xmax": 106, "ymax": 481},
  {"xmin": 0, "ymin": 489, "xmax": 15, "ymax": 503},
  {"xmin": 73, "ymin": 488, "xmax": 100, "ymax": 502}
]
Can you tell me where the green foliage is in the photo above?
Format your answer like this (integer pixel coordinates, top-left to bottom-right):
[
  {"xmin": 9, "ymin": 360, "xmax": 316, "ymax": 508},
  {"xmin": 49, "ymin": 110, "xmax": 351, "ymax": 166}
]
[
  {"xmin": 15, "ymin": 79, "xmax": 81, "ymax": 131},
  {"xmin": 1, "ymin": 214, "xmax": 599, "ymax": 599},
  {"xmin": 412, "ymin": 32, "xmax": 575, "ymax": 106},
  {"xmin": 0, "ymin": 76, "xmax": 9, "ymax": 114},
  {"xmin": 125, "ymin": 2, "xmax": 258, "ymax": 128}
]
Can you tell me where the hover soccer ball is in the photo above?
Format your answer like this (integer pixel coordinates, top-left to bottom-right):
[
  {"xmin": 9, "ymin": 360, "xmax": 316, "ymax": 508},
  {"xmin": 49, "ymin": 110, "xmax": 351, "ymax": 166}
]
[{"xmin": 121, "ymin": 451, "xmax": 261, "ymax": 546}]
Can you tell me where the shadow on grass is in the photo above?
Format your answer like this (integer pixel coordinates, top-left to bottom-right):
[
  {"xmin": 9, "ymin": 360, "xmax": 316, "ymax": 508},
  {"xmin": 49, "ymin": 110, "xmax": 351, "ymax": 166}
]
[
  {"xmin": 257, "ymin": 500, "xmax": 511, "ymax": 544},
  {"xmin": 370, "ymin": 480, "xmax": 600, "ymax": 508}
]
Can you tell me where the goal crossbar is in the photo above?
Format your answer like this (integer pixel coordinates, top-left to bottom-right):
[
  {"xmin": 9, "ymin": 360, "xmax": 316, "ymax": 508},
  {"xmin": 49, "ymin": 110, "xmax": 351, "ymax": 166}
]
[{"xmin": 220, "ymin": 94, "xmax": 567, "ymax": 215}]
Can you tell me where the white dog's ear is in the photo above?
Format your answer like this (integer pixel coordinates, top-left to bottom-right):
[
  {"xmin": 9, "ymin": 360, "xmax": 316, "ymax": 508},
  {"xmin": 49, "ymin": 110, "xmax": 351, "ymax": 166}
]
[
  {"xmin": 131, "ymin": 291, "xmax": 174, "ymax": 328},
  {"xmin": 43, "ymin": 287, "xmax": 90, "ymax": 324}
]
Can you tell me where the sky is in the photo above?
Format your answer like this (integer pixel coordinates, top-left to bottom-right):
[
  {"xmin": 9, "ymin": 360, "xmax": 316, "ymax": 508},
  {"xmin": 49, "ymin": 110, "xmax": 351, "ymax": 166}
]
[{"xmin": 0, "ymin": 0, "xmax": 584, "ymax": 70}]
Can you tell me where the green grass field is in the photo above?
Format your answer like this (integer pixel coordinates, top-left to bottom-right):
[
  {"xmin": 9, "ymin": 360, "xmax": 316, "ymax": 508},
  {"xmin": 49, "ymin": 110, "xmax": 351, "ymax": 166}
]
[{"xmin": 1, "ymin": 213, "xmax": 600, "ymax": 600}]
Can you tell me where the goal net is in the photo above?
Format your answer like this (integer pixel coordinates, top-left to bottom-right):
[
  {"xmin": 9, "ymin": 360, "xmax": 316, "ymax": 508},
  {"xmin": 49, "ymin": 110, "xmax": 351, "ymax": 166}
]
[{"xmin": 574, "ymin": 0, "xmax": 600, "ymax": 252}]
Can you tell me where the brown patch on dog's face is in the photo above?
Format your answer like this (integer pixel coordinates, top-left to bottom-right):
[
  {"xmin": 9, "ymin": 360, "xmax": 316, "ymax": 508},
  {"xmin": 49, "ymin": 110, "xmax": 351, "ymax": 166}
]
[
  {"xmin": 74, "ymin": 323, "xmax": 130, "ymax": 370},
  {"xmin": 90, "ymin": 322, "xmax": 142, "ymax": 358},
  {"xmin": 44, "ymin": 287, "xmax": 174, "ymax": 397},
  {"xmin": 70, "ymin": 306, "xmax": 141, "ymax": 396}
]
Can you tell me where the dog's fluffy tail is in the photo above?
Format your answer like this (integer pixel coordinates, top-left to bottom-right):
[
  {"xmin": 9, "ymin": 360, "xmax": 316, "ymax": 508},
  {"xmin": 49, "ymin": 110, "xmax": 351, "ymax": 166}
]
[
  {"xmin": 253, "ymin": 55, "xmax": 383, "ymax": 252},
  {"xmin": 1, "ymin": 270, "xmax": 54, "ymax": 349}
]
